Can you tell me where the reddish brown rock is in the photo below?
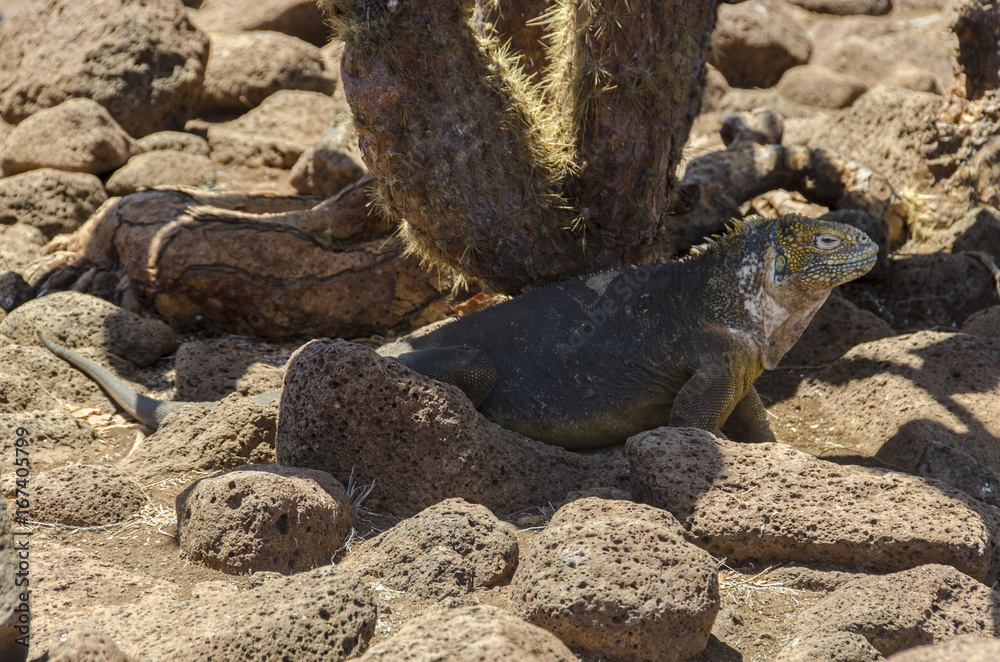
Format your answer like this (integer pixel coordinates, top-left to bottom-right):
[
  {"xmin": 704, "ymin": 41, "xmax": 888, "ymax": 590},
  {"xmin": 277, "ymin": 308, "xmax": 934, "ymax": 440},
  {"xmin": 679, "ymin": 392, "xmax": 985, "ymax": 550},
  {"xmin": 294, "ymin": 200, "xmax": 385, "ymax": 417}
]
[
  {"xmin": 710, "ymin": 0, "xmax": 813, "ymax": 88},
  {"xmin": 25, "ymin": 183, "xmax": 454, "ymax": 338},
  {"xmin": 815, "ymin": 332, "xmax": 1000, "ymax": 479},
  {"xmin": 511, "ymin": 498, "xmax": 720, "ymax": 662},
  {"xmin": 0, "ymin": 291, "xmax": 176, "ymax": 367},
  {"xmin": 0, "ymin": 169, "xmax": 107, "ymax": 239},
  {"xmin": 0, "ymin": 0, "xmax": 208, "ymax": 137},
  {"xmin": 176, "ymin": 465, "xmax": 353, "ymax": 574},
  {"xmin": 198, "ymin": 31, "xmax": 336, "ymax": 113},
  {"xmin": 192, "ymin": 0, "xmax": 332, "ymax": 46},
  {"xmin": 31, "ymin": 465, "xmax": 146, "ymax": 527},
  {"xmin": 787, "ymin": 0, "xmax": 890, "ymax": 14},
  {"xmin": 0, "ymin": 344, "xmax": 122, "ymax": 415},
  {"xmin": 0, "ymin": 411, "xmax": 104, "ymax": 480},
  {"xmin": 117, "ymin": 394, "xmax": 276, "ymax": 484},
  {"xmin": 776, "ymin": 65, "xmax": 869, "ymax": 109},
  {"xmin": 33, "ymin": 565, "xmax": 376, "ymax": 661},
  {"xmin": 207, "ymin": 90, "xmax": 340, "ymax": 168},
  {"xmin": 0, "ymin": 99, "xmax": 140, "ymax": 176},
  {"xmin": 275, "ymin": 339, "xmax": 631, "ymax": 516},
  {"xmin": 887, "ymin": 636, "xmax": 1000, "ymax": 661},
  {"xmin": 776, "ymin": 632, "xmax": 884, "ymax": 662},
  {"xmin": 788, "ymin": 564, "xmax": 1000, "ymax": 656},
  {"xmin": 343, "ymin": 498, "xmax": 518, "ymax": 598},
  {"xmin": 105, "ymin": 152, "xmax": 216, "ymax": 195},
  {"xmin": 809, "ymin": 86, "xmax": 940, "ymax": 192},
  {"xmin": 289, "ymin": 118, "xmax": 367, "ymax": 198},
  {"xmin": 46, "ymin": 631, "xmax": 131, "ymax": 662},
  {"xmin": 356, "ymin": 605, "xmax": 576, "ymax": 662},
  {"xmin": 0, "ymin": 223, "xmax": 46, "ymax": 275},
  {"xmin": 135, "ymin": 131, "xmax": 210, "ymax": 157},
  {"xmin": 627, "ymin": 428, "xmax": 997, "ymax": 583},
  {"xmin": 962, "ymin": 306, "xmax": 1000, "ymax": 337},
  {"xmin": 174, "ymin": 339, "xmax": 286, "ymax": 402}
]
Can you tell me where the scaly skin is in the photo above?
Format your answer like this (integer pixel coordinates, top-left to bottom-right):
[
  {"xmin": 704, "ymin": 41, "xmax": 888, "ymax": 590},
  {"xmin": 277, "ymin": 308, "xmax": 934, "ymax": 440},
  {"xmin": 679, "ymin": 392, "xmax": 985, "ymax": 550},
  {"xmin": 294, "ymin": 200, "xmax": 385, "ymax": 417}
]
[{"xmin": 40, "ymin": 215, "xmax": 877, "ymax": 448}]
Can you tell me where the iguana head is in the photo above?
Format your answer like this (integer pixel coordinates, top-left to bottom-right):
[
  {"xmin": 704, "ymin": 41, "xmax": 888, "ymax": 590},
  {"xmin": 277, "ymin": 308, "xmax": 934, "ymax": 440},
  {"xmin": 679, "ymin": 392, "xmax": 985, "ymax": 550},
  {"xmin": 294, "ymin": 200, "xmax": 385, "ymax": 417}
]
[{"xmin": 715, "ymin": 214, "xmax": 878, "ymax": 369}]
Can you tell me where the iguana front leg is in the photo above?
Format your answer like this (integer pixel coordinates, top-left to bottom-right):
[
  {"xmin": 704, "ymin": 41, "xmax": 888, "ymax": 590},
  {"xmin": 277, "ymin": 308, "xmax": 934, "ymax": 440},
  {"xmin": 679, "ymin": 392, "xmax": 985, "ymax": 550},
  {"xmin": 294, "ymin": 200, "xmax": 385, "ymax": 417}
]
[
  {"xmin": 669, "ymin": 351, "xmax": 772, "ymax": 443},
  {"xmin": 720, "ymin": 386, "xmax": 776, "ymax": 444}
]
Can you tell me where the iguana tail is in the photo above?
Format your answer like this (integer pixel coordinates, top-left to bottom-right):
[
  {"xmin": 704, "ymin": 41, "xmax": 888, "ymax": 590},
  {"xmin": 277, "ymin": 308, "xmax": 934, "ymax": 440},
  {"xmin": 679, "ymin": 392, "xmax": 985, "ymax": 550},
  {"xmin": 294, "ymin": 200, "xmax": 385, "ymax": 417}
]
[{"xmin": 36, "ymin": 330, "xmax": 200, "ymax": 428}]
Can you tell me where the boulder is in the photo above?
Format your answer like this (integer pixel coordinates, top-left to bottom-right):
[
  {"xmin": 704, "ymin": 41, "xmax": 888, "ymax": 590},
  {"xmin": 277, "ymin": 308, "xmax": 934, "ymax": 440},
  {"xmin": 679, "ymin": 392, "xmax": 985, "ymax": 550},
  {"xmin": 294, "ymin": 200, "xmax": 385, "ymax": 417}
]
[
  {"xmin": 710, "ymin": 0, "xmax": 812, "ymax": 88},
  {"xmin": 191, "ymin": 0, "xmax": 332, "ymax": 46},
  {"xmin": 342, "ymin": 498, "xmax": 518, "ymax": 598},
  {"xmin": 198, "ymin": 31, "xmax": 337, "ymax": 113},
  {"xmin": 174, "ymin": 339, "xmax": 286, "ymax": 401},
  {"xmin": 786, "ymin": 0, "xmax": 891, "ymax": 14},
  {"xmin": 30, "ymin": 465, "xmax": 146, "ymax": 527},
  {"xmin": 289, "ymin": 118, "xmax": 367, "ymax": 197},
  {"xmin": 815, "ymin": 331, "xmax": 1000, "ymax": 482},
  {"xmin": 176, "ymin": 465, "xmax": 353, "ymax": 574},
  {"xmin": 776, "ymin": 632, "xmax": 885, "ymax": 662},
  {"xmin": 23, "ymin": 183, "xmax": 455, "ymax": 339},
  {"xmin": 0, "ymin": 223, "xmax": 46, "ymax": 274},
  {"xmin": 0, "ymin": 344, "xmax": 122, "ymax": 415},
  {"xmin": 776, "ymin": 65, "xmax": 868, "ymax": 109},
  {"xmin": 887, "ymin": 636, "xmax": 1000, "ymax": 661},
  {"xmin": 627, "ymin": 428, "xmax": 999, "ymax": 583},
  {"xmin": 786, "ymin": 564, "xmax": 1000, "ymax": 657},
  {"xmin": 0, "ymin": 411, "xmax": 105, "ymax": 479},
  {"xmin": 33, "ymin": 565, "xmax": 376, "ymax": 661},
  {"xmin": 105, "ymin": 151, "xmax": 216, "ymax": 195},
  {"xmin": 809, "ymin": 86, "xmax": 940, "ymax": 191},
  {"xmin": 117, "ymin": 394, "xmax": 276, "ymax": 484},
  {"xmin": 46, "ymin": 631, "xmax": 130, "ymax": 662},
  {"xmin": 356, "ymin": 605, "xmax": 576, "ymax": 662},
  {"xmin": 0, "ymin": 291, "xmax": 176, "ymax": 367},
  {"xmin": 275, "ymin": 339, "xmax": 631, "ymax": 516},
  {"xmin": 952, "ymin": 205, "xmax": 1000, "ymax": 261},
  {"xmin": 0, "ymin": 169, "xmax": 107, "ymax": 239},
  {"xmin": 135, "ymin": 131, "xmax": 210, "ymax": 157},
  {"xmin": 962, "ymin": 306, "xmax": 1000, "ymax": 337},
  {"xmin": 207, "ymin": 90, "xmax": 341, "ymax": 168},
  {"xmin": 0, "ymin": 0, "xmax": 208, "ymax": 137},
  {"xmin": 511, "ymin": 497, "xmax": 720, "ymax": 662},
  {"xmin": 0, "ymin": 99, "xmax": 139, "ymax": 176}
]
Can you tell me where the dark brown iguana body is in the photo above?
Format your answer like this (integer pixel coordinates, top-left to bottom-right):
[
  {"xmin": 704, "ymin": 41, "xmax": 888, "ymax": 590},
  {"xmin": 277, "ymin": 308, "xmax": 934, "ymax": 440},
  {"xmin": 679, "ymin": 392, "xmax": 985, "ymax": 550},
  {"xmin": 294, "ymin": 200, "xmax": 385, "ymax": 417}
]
[{"xmin": 40, "ymin": 215, "xmax": 876, "ymax": 450}]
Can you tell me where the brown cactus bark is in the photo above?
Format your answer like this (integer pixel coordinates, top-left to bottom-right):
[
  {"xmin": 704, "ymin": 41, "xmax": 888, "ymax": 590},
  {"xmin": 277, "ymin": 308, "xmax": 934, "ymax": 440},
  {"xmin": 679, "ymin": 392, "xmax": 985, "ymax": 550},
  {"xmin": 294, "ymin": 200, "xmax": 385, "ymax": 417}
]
[{"xmin": 329, "ymin": 0, "xmax": 719, "ymax": 293}]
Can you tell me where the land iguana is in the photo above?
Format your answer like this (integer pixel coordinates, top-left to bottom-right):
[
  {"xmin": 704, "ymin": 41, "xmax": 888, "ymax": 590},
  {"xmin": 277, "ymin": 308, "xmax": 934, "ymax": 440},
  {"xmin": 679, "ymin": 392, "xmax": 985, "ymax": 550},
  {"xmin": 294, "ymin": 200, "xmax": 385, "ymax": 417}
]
[{"xmin": 38, "ymin": 214, "xmax": 877, "ymax": 449}]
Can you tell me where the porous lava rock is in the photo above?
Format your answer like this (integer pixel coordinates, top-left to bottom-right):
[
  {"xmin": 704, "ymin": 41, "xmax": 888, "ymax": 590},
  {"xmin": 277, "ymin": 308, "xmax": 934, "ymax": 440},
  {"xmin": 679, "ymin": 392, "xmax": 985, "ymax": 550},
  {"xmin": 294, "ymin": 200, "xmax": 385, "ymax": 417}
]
[
  {"xmin": 0, "ymin": 99, "xmax": 140, "ymax": 177},
  {"xmin": 786, "ymin": 564, "xmax": 1000, "ymax": 657},
  {"xmin": 342, "ymin": 498, "xmax": 518, "ymax": 598},
  {"xmin": 710, "ymin": 0, "xmax": 812, "ymax": 88},
  {"xmin": 31, "ymin": 465, "xmax": 146, "ymax": 527},
  {"xmin": 0, "ymin": 291, "xmax": 176, "ymax": 367},
  {"xmin": 198, "ymin": 31, "xmax": 336, "ymax": 113},
  {"xmin": 275, "ymin": 339, "xmax": 631, "ymax": 516},
  {"xmin": 46, "ymin": 631, "xmax": 130, "ymax": 662},
  {"xmin": 176, "ymin": 465, "xmax": 353, "ymax": 574},
  {"xmin": 0, "ymin": 223, "xmax": 46, "ymax": 274},
  {"xmin": 776, "ymin": 65, "xmax": 869, "ymax": 109},
  {"xmin": 0, "ymin": 0, "xmax": 209, "ymax": 136},
  {"xmin": 962, "ymin": 306, "xmax": 1000, "ymax": 337},
  {"xmin": 192, "ymin": 0, "xmax": 331, "ymax": 46},
  {"xmin": 775, "ymin": 632, "xmax": 884, "ymax": 662},
  {"xmin": 105, "ymin": 152, "xmax": 216, "ymax": 195},
  {"xmin": 886, "ymin": 635, "xmax": 1000, "ymax": 661},
  {"xmin": 815, "ymin": 331, "xmax": 1000, "ymax": 482},
  {"xmin": 33, "ymin": 565, "xmax": 376, "ymax": 661},
  {"xmin": 289, "ymin": 118, "xmax": 367, "ymax": 197},
  {"xmin": 174, "ymin": 339, "xmax": 285, "ymax": 402},
  {"xmin": 117, "ymin": 394, "xmax": 277, "ymax": 484},
  {"xmin": 135, "ymin": 131, "xmax": 210, "ymax": 157},
  {"xmin": 356, "ymin": 605, "xmax": 576, "ymax": 662},
  {"xmin": 627, "ymin": 428, "xmax": 999, "ymax": 583},
  {"xmin": 511, "ymin": 497, "xmax": 720, "ymax": 662},
  {"xmin": 206, "ymin": 90, "xmax": 341, "ymax": 168},
  {"xmin": 0, "ymin": 169, "xmax": 107, "ymax": 239}
]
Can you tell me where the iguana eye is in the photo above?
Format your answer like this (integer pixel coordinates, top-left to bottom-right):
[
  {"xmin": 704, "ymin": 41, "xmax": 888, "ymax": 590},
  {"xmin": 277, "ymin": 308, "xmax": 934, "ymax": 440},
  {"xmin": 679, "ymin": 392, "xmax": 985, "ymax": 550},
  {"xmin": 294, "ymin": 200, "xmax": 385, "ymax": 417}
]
[{"xmin": 815, "ymin": 233, "xmax": 842, "ymax": 250}]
